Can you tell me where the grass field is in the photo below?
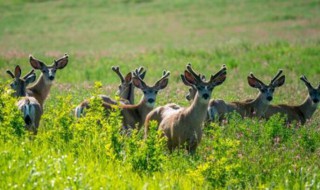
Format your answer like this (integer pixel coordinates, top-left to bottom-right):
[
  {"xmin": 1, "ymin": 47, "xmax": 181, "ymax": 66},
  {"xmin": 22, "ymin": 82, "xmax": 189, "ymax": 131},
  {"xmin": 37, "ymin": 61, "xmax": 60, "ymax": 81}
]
[{"xmin": 0, "ymin": 0, "xmax": 320, "ymax": 189}]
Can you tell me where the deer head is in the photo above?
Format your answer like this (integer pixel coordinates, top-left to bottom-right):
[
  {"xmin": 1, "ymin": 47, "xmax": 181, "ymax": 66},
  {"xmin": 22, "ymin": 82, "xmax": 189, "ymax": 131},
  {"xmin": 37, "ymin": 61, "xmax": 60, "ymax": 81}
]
[
  {"xmin": 6, "ymin": 65, "xmax": 36, "ymax": 97},
  {"xmin": 112, "ymin": 66, "xmax": 146, "ymax": 102},
  {"xmin": 181, "ymin": 63, "xmax": 227, "ymax": 102},
  {"xmin": 132, "ymin": 69, "xmax": 170, "ymax": 107},
  {"xmin": 29, "ymin": 54, "xmax": 68, "ymax": 83},
  {"xmin": 247, "ymin": 70, "xmax": 285, "ymax": 103},
  {"xmin": 300, "ymin": 75, "xmax": 320, "ymax": 104}
]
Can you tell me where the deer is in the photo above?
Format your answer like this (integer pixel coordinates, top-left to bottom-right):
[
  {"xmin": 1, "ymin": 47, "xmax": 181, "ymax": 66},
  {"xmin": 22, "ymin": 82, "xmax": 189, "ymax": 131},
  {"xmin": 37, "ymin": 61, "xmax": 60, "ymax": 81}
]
[
  {"xmin": 144, "ymin": 64, "xmax": 227, "ymax": 154},
  {"xmin": 102, "ymin": 69, "xmax": 170, "ymax": 130},
  {"xmin": 264, "ymin": 75, "xmax": 319, "ymax": 125},
  {"xmin": 26, "ymin": 54, "xmax": 69, "ymax": 109},
  {"xmin": 74, "ymin": 66, "xmax": 146, "ymax": 118},
  {"xmin": 6, "ymin": 65, "xmax": 42, "ymax": 134},
  {"xmin": 184, "ymin": 70, "xmax": 285, "ymax": 122}
]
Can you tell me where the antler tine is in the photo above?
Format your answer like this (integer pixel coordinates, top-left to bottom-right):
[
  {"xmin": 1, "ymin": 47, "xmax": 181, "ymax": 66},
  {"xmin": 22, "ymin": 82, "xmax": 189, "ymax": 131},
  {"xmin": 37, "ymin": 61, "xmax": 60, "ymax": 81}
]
[
  {"xmin": 300, "ymin": 75, "xmax": 313, "ymax": 89},
  {"xmin": 249, "ymin": 72, "xmax": 265, "ymax": 85},
  {"xmin": 159, "ymin": 70, "xmax": 170, "ymax": 80},
  {"xmin": 6, "ymin": 70, "xmax": 15, "ymax": 78},
  {"xmin": 209, "ymin": 65, "xmax": 227, "ymax": 83},
  {"xmin": 186, "ymin": 63, "xmax": 202, "ymax": 82},
  {"xmin": 300, "ymin": 75, "xmax": 309, "ymax": 83},
  {"xmin": 23, "ymin": 69, "xmax": 35, "ymax": 80},
  {"xmin": 132, "ymin": 67, "xmax": 144, "ymax": 79},
  {"xmin": 137, "ymin": 66, "xmax": 144, "ymax": 74},
  {"xmin": 55, "ymin": 53, "xmax": 69, "ymax": 62},
  {"xmin": 111, "ymin": 66, "xmax": 125, "ymax": 82},
  {"xmin": 270, "ymin": 69, "xmax": 283, "ymax": 85}
]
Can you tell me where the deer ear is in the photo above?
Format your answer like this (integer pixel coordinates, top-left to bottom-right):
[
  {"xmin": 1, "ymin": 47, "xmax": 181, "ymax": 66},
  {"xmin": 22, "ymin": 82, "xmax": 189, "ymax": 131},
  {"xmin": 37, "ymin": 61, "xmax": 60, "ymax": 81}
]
[
  {"xmin": 55, "ymin": 54, "xmax": 68, "ymax": 69},
  {"xmin": 184, "ymin": 71, "xmax": 196, "ymax": 85},
  {"xmin": 212, "ymin": 73, "xmax": 226, "ymax": 86},
  {"xmin": 248, "ymin": 76, "xmax": 261, "ymax": 88},
  {"xmin": 272, "ymin": 75, "xmax": 285, "ymax": 87},
  {"xmin": 132, "ymin": 77, "xmax": 144, "ymax": 89},
  {"xmin": 30, "ymin": 55, "xmax": 45, "ymax": 69},
  {"xmin": 158, "ymin": 78, "xmax": 168, "ymax": 90},
  {"xmin": 25, "ymin": 73, "xmax": 36, "ymax": 85},
  {"xmin": 14, "ymin": 65, "xmax": 21, "ymax": 78},
  {"xmin": 124, "ymin": 72, "xmax": 132, "ymax": 83}
]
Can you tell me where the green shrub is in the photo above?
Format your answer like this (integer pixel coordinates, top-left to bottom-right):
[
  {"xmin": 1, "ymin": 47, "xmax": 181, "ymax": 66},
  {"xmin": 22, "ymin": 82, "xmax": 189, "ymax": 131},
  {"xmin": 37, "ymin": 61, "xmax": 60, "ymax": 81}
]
[{"xmin": 0, "ymin": 83, "xmax": 25, "ymax": 141}]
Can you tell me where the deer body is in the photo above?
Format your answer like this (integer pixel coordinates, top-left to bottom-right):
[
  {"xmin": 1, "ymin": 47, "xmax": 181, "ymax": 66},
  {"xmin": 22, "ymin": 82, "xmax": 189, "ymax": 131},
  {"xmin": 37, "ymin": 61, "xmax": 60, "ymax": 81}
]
[
  {"xmin": 74, "ymin": 67, "xmax": 146, "ymax": 118},
  {"xmin": 111, "ymin": 99, "xmax": 155, "ymax": 130},
  {"xmin": 145, "ymin": 64, "xmax": 227, "ymax": 154},
  {"xmin": 26, "ymin": 73, "xmax": 53, "ymax": 107},
  {"xmin": 16, "ymin": 97, "xmax": 42, "ymax": 133},
  {"xmin": 265, "ymin": 76, "xmax": 319, "ymax": 124},
  {"xmin": 185, "ymin": 70, "xmax": 285, "ymax": 122},
  {"xmin": 208, "ymin": 91, "xmax": 275, "ymax": 121},
  {"xmin": 99, "ymin": 69, "xmax": 170, "ymax": 130},
  {"xmin": 26, "ymin": 54, "xmax": 69, "ymax": 109},
  {"xmin": 159, "ymin": 93, "xmax": 210, "ymax": 153},
  {"xmin": 7, "ymin": 65, "xmax": 42, "ymax": 134}
]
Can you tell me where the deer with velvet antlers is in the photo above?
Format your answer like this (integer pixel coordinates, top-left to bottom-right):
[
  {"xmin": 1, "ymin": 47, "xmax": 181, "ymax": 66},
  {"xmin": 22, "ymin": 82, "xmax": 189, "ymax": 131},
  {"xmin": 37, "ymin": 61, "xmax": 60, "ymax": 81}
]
[
  {"xmin": 185, "ymin": 69, "xmax": 285, "ymax": 122},
  {"xmin": 265, "ymin": 75, "xmax": 319, "ymax": 124},
  {"xmin": 145, "ymin": 64, "xmax": 227, "ymax": 154},
  {"xmin": 102, "ymin": 68, "xmax": 170, "ymax": 130},
  {"xmin": 74, "ymin": 66, "xmax": 146, "ymax": 117}
]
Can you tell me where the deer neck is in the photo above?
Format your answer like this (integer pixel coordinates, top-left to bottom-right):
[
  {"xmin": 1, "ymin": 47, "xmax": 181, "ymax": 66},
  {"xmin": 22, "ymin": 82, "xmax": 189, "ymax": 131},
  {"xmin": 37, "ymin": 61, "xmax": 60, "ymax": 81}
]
[
  {"xmin": 127, "ymin": 84, "xmax": 135, "ymax": 104},
  {"xmin": 185, "ymin": 92, "xmax": 209, "ymax": 125},
  {"xmin": 27, "ymin": 73, "xmax": 52, "ymax": 107},
  {"xmin": 298, "ymin": 96, "xmax": 319, "ymax": 120},
  {"xmin": 121, "ymin": 96, "xmax": 154, "ymax": 127},
  {"xmin": 136, "ymin": 97, "xmax": 154, "ymax": 120},
  {"xmin": 249, "ymin": 92, "xmax": 270, "ymax": 116}
]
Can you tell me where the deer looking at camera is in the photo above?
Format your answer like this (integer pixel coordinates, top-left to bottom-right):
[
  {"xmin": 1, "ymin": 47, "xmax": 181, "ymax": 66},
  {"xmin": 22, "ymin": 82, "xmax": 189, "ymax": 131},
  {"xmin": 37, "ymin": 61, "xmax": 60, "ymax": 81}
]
[
  {"xmin": 185, "ymin": 70, "xmax": 285, "ymax": 122},
  {"xmin": 27, "ymin": 54, "xmax": 69, "ymax": 109},
  {"xmin": 7, "ymin": 65, "xmax": 42, "ymax": 134},
  {"xmin": 265, "ymin": 75, "xmax": 319, "ymax": 124},
  {"xmin": 102, "ymin": 69, "xmax": 170, "ymax": 130},
  {"xmin": 74, "ymin": 66, "xmax": 146, "ymax": 117},
  {"xmin": 145, "ymin": 64, "xmax": 227, "ymax": 154}
]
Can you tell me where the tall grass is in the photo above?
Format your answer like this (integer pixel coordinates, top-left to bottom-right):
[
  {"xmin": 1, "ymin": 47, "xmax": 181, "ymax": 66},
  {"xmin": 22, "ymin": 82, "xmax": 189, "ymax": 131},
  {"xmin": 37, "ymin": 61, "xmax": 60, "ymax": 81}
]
[{"xmin": 1, "ymin": 79, "xmax": 319, "ymax": 188}]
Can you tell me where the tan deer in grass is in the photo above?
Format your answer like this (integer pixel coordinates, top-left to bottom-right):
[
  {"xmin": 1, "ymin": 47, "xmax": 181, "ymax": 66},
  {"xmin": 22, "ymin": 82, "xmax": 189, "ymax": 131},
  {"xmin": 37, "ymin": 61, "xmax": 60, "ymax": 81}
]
[
  {"xmin": 27, "ymin": 54, "xmax": 69, "ymax": 109},
  {"xmin": 74, "ymin": 66, "xmax": 146, "ymax": 117},
  {"xmin": 265, "ymin": 75, "xmax": 319, "ymax": 124},
  {"xmin": 7, "ymin": 65, "xmax": 42, "ymax": 134},
  {"xmin": 145, "ymin": 64, "xmax": 227, "ymax": 154},
  {"xmin": 102, "ymin": 69, "xmax": 170, "ymax": 130},
  {"xmin": 184, "ymin": 70, "xmax": 285, "ymax": 122}
]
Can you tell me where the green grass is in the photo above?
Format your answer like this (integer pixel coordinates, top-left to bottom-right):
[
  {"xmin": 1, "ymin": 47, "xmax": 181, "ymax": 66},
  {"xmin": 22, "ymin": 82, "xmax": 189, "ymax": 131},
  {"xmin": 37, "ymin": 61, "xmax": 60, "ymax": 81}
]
[{"xmin": 0, "ymin": 0, "xmax": 320, "ymax": 189}]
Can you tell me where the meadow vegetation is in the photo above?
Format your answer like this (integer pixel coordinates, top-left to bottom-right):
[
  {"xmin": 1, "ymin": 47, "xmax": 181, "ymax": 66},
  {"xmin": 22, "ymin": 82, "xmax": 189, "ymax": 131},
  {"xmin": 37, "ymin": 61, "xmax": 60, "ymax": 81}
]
[{"xmin": 0, "ymin": 0, "xmax": 319, "ymax": 189}]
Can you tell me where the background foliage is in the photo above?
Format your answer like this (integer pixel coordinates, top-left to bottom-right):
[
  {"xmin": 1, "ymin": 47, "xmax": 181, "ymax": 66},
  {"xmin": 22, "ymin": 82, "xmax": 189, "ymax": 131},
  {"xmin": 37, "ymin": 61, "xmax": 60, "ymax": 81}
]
[{"xmin": 0, "ymin": 0, "xmax": 319, "ymax": 189}]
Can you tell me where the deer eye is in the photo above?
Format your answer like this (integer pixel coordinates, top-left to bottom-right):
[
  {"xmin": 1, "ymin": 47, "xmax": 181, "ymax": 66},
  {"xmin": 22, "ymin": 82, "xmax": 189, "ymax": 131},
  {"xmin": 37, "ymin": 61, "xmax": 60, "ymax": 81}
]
[
  {"xmin": 261, "ymin": 89, "xmax": 266, "ymax": 93},
  {"xmin": 155, "ymin": 91, "xmax": 158, "ymax": 94},
  {"xmin": 143, "ymin": 90, "xmax": 147, "ymax": 94}
]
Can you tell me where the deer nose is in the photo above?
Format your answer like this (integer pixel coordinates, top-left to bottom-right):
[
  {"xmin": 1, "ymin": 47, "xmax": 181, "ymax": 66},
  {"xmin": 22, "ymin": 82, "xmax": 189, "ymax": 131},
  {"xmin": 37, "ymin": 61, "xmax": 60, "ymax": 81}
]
[
  {"xmin": 267, "ymin": 96, "xmax": 273, "ymax": 101},
  {"xmin": 148, "ymin": 99, "xmax": 155, "ymax": 103},
  {"xmin": 202, "ymin": 93, "xmax": 209, "ymax": 100},
  {"xmin": 49, "ymin": 76, "xmax": 54, "ymax": 80},
  {"xmin": 313, "ymin": 98, "xmax": 319, "ymax": 103}
]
